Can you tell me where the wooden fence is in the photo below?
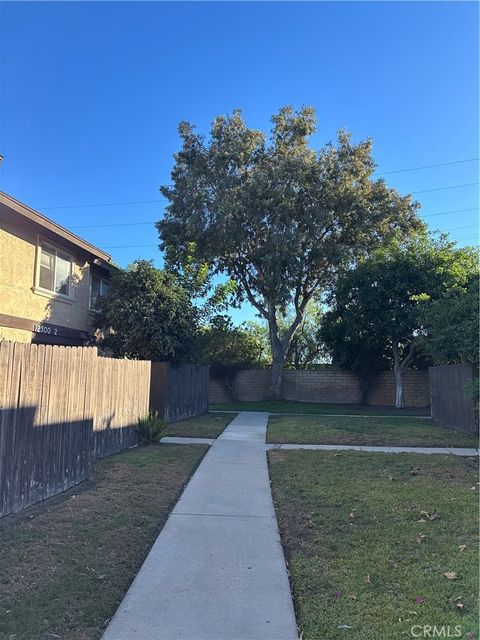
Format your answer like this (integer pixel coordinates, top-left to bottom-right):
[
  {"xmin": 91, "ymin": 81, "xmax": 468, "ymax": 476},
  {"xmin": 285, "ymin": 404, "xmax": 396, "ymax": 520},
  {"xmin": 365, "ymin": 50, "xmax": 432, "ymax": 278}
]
[
  {"xmin": 0, "ymin": 341, "xmax": 150, "ymax": 517},
  {"xmin": 429, "ymin": 363, "xmax": 478, "ymax": 434},
  {"xmin": 150, "ymin": 362, "xmax": 209, "ymax": 422}
]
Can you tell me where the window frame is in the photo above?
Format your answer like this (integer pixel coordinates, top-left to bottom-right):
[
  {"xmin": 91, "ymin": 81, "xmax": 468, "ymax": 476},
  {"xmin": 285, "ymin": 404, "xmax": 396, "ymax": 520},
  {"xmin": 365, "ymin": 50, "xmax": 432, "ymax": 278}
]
[
  {"xmin": 89, "ymin": 273, "xmax": 110, "ymax": 311},
  {"xmin": 35, "ymin": 239, "xmax": 74, "ymax": 299}
]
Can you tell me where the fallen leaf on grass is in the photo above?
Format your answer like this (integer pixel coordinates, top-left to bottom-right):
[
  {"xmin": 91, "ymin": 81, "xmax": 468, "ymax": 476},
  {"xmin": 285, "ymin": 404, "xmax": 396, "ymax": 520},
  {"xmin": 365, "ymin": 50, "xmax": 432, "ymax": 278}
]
[
  {"xmin": 347, "ymin": 593, "xmax": 357, "ymax": 600},
  {"xmin": 364, "ymin": 574, "xmax": 371, "ymax": 584},
  {"xmin": 458, "ymin": 544, "xmax": 466, "ymax": 552},
  {"xmin": 421, "ymin": 510, "xmax": 439, "ymax": 520},
  {"xmin": 416, "ymin": 534, "xmax": 428, "ymax": 543},
  {"xmin": 418, "ymin": 511, "xmax": 439, "ymax": 522},
  {"xmin": 450, "ymin": 596, "xmax": 466, "ymax": 612},
  {"xmin": 444, "ymin": 571, "xmax": 458, "ymax": 580}
]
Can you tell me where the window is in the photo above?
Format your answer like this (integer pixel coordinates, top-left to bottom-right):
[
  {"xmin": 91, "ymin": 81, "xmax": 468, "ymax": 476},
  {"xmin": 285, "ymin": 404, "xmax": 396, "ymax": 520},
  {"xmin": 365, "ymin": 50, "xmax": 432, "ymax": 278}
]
[
  {"xmin": 38, "ymin": 243, "xmax": 72, "ymax": 296},
  {"xmin": 90, "ymin": 274, "xmax": 109, "ymax": 310}
]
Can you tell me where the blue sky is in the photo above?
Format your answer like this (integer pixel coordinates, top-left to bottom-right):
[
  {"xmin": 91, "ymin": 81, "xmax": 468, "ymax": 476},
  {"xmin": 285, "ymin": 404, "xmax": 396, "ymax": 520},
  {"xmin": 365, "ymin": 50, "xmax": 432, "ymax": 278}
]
[{"xmin": 1, "ymin": 1, "xmax": 478, "ymax": 323}]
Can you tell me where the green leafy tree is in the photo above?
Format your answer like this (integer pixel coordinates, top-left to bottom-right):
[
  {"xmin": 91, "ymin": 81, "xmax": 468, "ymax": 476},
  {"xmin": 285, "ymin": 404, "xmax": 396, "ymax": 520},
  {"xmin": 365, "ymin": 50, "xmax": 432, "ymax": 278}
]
[
  {"xmin": 196, "ymin": 315, "xmax": 266, "ymax": 398},
  {"xmin": 420, "ymin": 272, "xmax": 479, "ymax": 365},
  {"xmin": 158, "ymin": 106, "xmax": 420, "ymax": 399},
  {"xmin": 319, "ymin": 313, "xmax": 388, "ymax": 402},
  {"xmin": 245, "ymin": 320, "xmax": 272, "ymax": 364},
  {"xmin": 96, "ymin": 260, "xmax": 197, "ymax": 361},
  {"xmin": 320, "ymin": 235, "xmax": 476, "ymax": 407}
]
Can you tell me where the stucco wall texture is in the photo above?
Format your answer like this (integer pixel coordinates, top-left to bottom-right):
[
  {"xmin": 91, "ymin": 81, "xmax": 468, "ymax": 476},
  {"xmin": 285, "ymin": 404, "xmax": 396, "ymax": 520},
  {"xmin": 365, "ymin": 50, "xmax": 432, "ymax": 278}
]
[
  {"xmin": 0, "ymin": 211, "xmax": 94, "ymax": 341},
  {"xmin": 209, "ymin": 368, "xmax": 431, "ymax": 408}
]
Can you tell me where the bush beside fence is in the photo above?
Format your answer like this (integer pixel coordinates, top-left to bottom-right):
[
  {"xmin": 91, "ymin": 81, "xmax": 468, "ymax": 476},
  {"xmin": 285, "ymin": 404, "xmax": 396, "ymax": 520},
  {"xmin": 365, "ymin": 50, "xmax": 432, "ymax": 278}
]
[{"xmin": 0, "ymin": 341, "xmax": 151, "ymax": 517}]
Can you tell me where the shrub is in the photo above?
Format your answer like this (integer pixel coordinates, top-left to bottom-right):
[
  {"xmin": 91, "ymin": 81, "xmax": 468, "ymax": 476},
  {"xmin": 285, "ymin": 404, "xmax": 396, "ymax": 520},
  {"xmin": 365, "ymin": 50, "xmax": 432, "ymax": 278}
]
[{"xmin": 136, "ymin": 411, "xmax": 164, "ymax": 444}]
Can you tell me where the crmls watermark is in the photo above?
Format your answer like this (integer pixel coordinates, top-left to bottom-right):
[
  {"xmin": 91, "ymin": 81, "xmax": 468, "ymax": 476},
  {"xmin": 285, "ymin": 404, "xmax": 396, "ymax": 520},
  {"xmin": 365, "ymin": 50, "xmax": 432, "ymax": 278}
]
[{"xmin": 410, "ymin": 625, "xmax": 463, "ymax": 638}]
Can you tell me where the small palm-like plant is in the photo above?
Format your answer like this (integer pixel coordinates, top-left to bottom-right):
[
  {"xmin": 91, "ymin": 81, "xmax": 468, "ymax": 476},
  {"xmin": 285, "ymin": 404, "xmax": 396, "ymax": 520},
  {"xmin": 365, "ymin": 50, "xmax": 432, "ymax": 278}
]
[{"xmin": 136, "ymin": 411, "xmax": 164, "ymax": 444}]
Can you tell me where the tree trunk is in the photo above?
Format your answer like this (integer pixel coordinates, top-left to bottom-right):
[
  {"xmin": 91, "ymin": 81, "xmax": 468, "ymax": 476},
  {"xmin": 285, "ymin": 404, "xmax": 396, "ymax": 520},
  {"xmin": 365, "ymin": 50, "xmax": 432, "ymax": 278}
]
[
  {"xmin": 394, "ymin": 362, "xmax": 404, "ymax": 408},
  {"xmin": 266, "ymin": 341, "xmax": 288, "ymax": 400},
  {"xmin": 392, "ymin": 339, "xmax": 415, "ymax": 409},
  {"xmin": 264, "ymin": 300, "xmax": 310, "ymax": 401}
]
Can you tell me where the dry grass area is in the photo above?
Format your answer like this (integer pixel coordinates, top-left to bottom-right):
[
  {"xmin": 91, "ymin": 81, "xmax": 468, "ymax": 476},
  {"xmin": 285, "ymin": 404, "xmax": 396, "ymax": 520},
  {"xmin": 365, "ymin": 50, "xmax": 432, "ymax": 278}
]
[{"xmin": 0, "ymin": 444, "xmax": 207, "ymax": 640}]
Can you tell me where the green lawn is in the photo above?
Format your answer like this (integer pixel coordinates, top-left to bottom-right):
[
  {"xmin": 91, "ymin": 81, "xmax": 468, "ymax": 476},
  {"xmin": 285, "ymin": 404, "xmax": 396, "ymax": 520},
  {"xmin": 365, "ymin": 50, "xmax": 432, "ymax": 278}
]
[
  {"xmin": 163, "ymin": 412, "xmax": 234, "ymax": 439},
  {"xmin": 268, "ymin": 414, "xmax": 479, "ymax": 448},
  {"xmin": 269, "ymin": 450, "xmax": 479, "ymax": 640},
  {"xmin": 211, "ymin": 400, "xmax": 430, "ymax": 416},
  {"xmin": 0, "ymin": 444, "xmax": 207, "ymax": 640}
]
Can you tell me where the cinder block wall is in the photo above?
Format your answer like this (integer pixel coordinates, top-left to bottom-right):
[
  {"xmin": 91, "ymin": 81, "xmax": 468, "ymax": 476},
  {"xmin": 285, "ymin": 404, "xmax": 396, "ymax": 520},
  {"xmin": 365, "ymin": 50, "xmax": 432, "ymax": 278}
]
[
  {"xmin": 283, "ymin": 369, "xmax": 361, "ymax": 404},
  {"xmin": 209, "ymin": 368, "xmax": 430, "ymax": 408},
  {"xmin": 367, "ymin": 370, "xmax": 430, "ymax": 407}
]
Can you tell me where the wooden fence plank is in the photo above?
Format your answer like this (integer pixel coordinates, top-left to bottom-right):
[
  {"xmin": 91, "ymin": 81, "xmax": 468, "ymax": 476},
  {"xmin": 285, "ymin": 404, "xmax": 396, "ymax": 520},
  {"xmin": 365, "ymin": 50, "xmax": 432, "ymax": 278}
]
[{"xmin": 430, "ymin": 363, "xmax": 478, "ymax": 434}]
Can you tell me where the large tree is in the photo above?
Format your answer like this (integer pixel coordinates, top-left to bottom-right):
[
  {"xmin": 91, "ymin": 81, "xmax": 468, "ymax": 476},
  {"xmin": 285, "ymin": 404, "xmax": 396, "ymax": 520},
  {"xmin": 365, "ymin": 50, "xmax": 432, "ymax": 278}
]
[
  {"xmin": 158, "ymin": 106, "xmax": 420, "ymax": 399},
  {"xmin": 96, "ymin": 260, "xmax": 197, "ymax": 362},
  {"xmin": 320, "ymin": 235, "xmax": 476, "ymax": 407}
]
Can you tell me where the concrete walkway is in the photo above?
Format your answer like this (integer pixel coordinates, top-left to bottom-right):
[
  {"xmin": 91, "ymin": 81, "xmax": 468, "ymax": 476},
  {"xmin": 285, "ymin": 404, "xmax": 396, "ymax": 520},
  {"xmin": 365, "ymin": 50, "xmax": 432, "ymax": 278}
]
[
  {"xmin": 161, "ymin": 436, "xmax": 479, "ymax": 457},
  {"xmin": 102, "ymin": 412, "xmax": 298, "ymax": 640},
  {"xmin": 267, "ymin": 443, "xmax": 479, "ymax": 456},
  {"xmin": 210, "ymin": 410, "xmax": 432, "ymax": 419}
]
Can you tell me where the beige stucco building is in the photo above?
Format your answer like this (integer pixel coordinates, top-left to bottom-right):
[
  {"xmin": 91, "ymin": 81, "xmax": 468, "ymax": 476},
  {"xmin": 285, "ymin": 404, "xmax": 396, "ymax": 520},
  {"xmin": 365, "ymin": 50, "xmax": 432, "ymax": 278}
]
[{"xmin": 0, "ymin": 191, "xmax": 114, "ymax": 346}]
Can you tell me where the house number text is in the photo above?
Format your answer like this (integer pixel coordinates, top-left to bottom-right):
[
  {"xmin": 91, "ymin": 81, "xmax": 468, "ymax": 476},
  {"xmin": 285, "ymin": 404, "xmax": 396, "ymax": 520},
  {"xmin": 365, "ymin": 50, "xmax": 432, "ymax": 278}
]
[{"xmin": 33, "ymin": 324, "xmax": 58, "ymax": 335}]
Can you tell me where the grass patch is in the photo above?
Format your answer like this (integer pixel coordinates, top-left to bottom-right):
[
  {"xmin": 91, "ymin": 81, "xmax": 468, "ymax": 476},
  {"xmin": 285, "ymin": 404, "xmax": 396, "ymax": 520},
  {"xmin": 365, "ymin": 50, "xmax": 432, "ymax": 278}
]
[
  {"xmin": 268, "ymin": 415, "xmax": 479, "ymax": 448},
  {"xmin": 163, "ymin": 412, "xmax": 234, "ymax": 439},
  {"xmin": 269, "ymin": 450, "xmax": 479, "ymax": 640},
  {"xmin": 0, "ymin": 444, "xmax": 207, "ymax": 640},
  {"xmin": 211, "ymin": 400, "xmax": 429, "ymax": 416}
]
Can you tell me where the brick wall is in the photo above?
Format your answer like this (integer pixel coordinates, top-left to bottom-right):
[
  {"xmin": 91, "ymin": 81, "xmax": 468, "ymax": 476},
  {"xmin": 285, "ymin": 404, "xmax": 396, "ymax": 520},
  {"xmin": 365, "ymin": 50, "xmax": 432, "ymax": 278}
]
[{"xmin": 209, "ymin": 368, "xmax": 430, "ymax": 408}]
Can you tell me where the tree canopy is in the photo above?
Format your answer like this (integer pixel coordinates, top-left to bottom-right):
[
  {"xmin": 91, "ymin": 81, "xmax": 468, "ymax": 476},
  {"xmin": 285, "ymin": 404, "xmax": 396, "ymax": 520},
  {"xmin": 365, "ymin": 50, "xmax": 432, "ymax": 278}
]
[
  {"xmin": 420, "ymin": 271, "xmax": 479, "ymax": 365},
  {"xmin": 96, "ymin": 260, "xmax": 197, "ymax": 362},
  {"xmin": 158, "ymin": 106, "xmax": 421, "ymax": 398},
  {"xmin": 196, "ymin": 315, "xmax": 267, "ymax": 370},
  {"xmin": 320, "ymin": 234, "xmax": 477, "ymax": 406},
  {"xmin": 196, "ymin": 315, "xmax": 267, "ymax": 399}
]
